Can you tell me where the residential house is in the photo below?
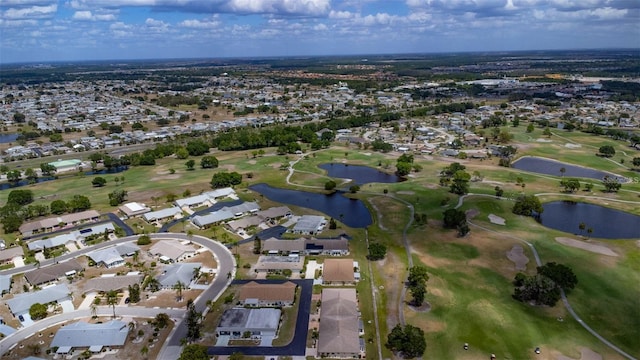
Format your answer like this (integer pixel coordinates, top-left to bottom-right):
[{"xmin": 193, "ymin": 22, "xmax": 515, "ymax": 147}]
[
  {"xmin": 149, "ymin": 240, "xmax": 196, "ymax": 263},
  {"xmin": 118, "ymin": 202, "xmax": 151, "ymax": 218},
  {"xmin": 142, "ymin": 207, "xmax": 183, "ymax": 223},
  {"xmin": 24, "ymin": 259, "xmax": 83, "ymax": 286},
  {"xmin": 88, "ymin": 243, "xmax": 140, "ymax": 268},
  {"xmin": 157, "ymin": 262, "xmax": 201, "ymax": 289},
  {"xmin": 318, "ymin": 288, "xmax": 361, "ymax": 358},
  {"xmin": 50, "ymin": 320, "xmax": 129, "ymax": 354},
  {"xmin": 6, "ymin": 284, "xmax": 71, "ymax": 320},
  {"xmin": 83, "ymin": 273, "xmax": 143, "ymax": 293},
  {"xmin": 291, "ymin": 215, "xmax": 326, "ymax": 235},
  {"xmin": 237, "ymin": 281, "xmax": 297, "ymax": 307},
  {"xmin": 19, "ymin": 210, "xmax": 100, "ymax": 237},
  {"xmin": 0, "ymin": 247, "xmax": 24, "ymax": 265},
  {"xmin": 323, "ymin": 258, "xmax": 357, "ymax": 285},
  {"xmin": 255, "ymin": 255, "xmax": 305, "ymax": 274},
  {"xmin": 216, "ymin": 308, "xmax": 281, "ymax": 340},
  {"xmin": 0, "ymin": 275, "xmax": 12, "ymax": 295}
]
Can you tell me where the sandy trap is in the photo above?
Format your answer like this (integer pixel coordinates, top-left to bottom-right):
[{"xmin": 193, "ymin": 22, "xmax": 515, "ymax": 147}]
[
  {"xmin": 556, "ymin": 347, "xmax": 602, "ymax": 360},
  {"xmin": 488, "ymin": 214, "xmax": 506, "ymax": 225},
  {"xmin": 506, "ymin": 244, "xmax": 529, "ymax": 271},
  {"xmin": 555, "ymin": 237, "xmax": 618, "ymax": 257}
]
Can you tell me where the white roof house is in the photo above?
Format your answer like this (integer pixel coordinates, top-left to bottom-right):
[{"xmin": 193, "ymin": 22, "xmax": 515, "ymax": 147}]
[
  {"xmin": 157, "ymin": 262, "xmax": 201, "ymax": 289},
  {"xmin": 87, "ymin": 243, "xmax": 139, "ymax": 268},
  {"xmin": 118, "ymin": 202, "xmax": 151, "ymax": 217},
  {"xmin": 143, "ymin": 207, "xmax": 183, "ymax": 222},
  {"xmin": 149, "ymin": 240, "xmax": 196, "ymax": 262},
  {"xmin": 27, "ymin": 233, "xmax": 76, "ymax": 251},
  {"xmin": 51, "ymin": 320, "xmax": 129, "ymax": 354},
  {"xmin": 6, "ymin": 284, "xmax": 71, "ymax": 316}
]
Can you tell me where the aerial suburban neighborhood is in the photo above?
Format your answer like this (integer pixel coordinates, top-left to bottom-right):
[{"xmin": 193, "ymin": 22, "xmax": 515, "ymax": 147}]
[{"xmin": 0, "ymin": 49, "xmax": 638, "ymax": 360}]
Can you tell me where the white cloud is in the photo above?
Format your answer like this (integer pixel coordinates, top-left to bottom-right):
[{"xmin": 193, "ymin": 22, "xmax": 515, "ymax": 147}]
[
  {"xmin": 72, "ymin": 10, "xmax": 116, "ymax": 21},
  {"xmin": 329, "ymin": 10, "xmax": 355, "ymax": 19},
  {"xmin": 2, "ymin": 4, "xmax": 57, "ymax": 19},
  {"xmin": 179, "ymin": 18, "xmax": 221, "ymax": 29}
]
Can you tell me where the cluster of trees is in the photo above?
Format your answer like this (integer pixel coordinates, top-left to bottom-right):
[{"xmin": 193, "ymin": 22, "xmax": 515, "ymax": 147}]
[
  {"xmin": 439, "ymin": 162, "xmax": 470, "ymax": 195},
  {"xmin": 408, "ymin": 101, "xmax": 474, "ymax": 117},
  {"xmin": 512, "ymin": 195, "xmax": 543, "ymax": 216},
  {"xmin": 602, "ymin": 176, "xmax": 622, "ymax": 193},
  {"xmin": 210, "ymin": 171, "xmax": 242, "ymax": 189},
  {"xmin": 367, "ymin": 242, "xmax": 387, "ymax": 260},
  {"xmin": 128, "ymin": 284, "xmax": 141, "ymax": 303},
  {"xmin": 407, "ymin": 265, "xmax": 429, "ymax": 306},
  {"xmin": 513, "ymin": 262, "xmax": 577, "ymax": 306},
  {"xmin": 108, "ymin": 189, "xmax": 128, "ymax": 206},
  {"xmin": 185, "ymin": 299, "xmax": 201, "ymax": 342},
  {"xmin": 386, "ymin": 324, "xmax": 427, "ymax": 358},
  {"xmin": 0, "ymin": 190, "xmax": 91, "ymax": 232},
  {"xmin": 560, "ymin": 178, "xmax": 581, "ymax": 193},
  {"xmin": 597, "ymin": 145, "xmax": 616, "ymax": 158},
  {"xmin": 396, "ymin": 153, "xmax": 415, "ymax": 177},
  {"xmin": 442, "ymin": 208, "xmax": 469, "ymax": 237}
]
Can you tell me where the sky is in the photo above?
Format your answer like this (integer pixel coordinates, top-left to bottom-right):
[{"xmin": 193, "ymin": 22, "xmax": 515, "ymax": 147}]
[{"xmin": 0, "ymin": 0, "xmax": 639, "ymax": 64}]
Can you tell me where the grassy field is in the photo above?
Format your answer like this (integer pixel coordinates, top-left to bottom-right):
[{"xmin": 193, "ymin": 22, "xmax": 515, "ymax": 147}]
[{"xmin": 1, "ymin": 124, "xmax": 639, "ymax": 359}]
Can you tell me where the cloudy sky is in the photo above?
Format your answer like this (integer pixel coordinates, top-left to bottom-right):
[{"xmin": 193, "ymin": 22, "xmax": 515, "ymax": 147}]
[{"xmin": 1, "ymin": 0, "xmax": 638, "ymax": 64}]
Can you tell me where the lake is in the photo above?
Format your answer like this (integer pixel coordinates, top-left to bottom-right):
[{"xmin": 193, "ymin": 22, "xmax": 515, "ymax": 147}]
[
  {"xmin": 319, "ymin": 163, "xmax": 403, "ymax": 185},
  {"xmin": 538, "ymin": 201, "xmax": 640, "ymax": 239},
  {"xmin": 511, "ymin": 156, "xmax": 627, "ymax": 182},
  {"xmin": 249, "ymin": 183, "xmax": 373, "ymax": 228}
]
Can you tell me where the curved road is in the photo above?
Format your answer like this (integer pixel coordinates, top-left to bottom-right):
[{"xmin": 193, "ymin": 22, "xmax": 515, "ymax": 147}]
[
  {"xmin": 455, "ymin": 193, "xmax": 637, "ymax": 360},
  {"xmin": 0, "ymin": 232, "xmax": 236, "ymax": 360}
]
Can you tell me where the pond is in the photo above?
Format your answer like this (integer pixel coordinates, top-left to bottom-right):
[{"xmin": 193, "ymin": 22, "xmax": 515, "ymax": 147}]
[
  {"xmin": 511, "ymin": 156, "xmax": 627, "ymax": 182},
  {"xmin": 319, "ymin": 163, "xmax": 403, "ymax": 185},
  {"xmin": 249, "ymin": 183, "xmax": 372, "ymax": 228},
  {"xmin": 538, "ymin": 201, "xmax": 640, "ymax": 239},
  {"xmin": 0, "ymin": 133, "xmax": 19, "ymax": 144}
]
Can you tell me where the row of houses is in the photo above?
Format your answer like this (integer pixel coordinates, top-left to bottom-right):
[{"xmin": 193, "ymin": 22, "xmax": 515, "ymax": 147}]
[{"xmin": 19, "ymin": 210, "xmax": 101, "ymax": 237}]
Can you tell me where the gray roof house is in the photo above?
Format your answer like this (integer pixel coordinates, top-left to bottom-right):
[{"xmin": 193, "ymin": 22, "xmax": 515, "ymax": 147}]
[
  {"xmin": 192, "ymin": 201, "xmax": 260, "ymax": 228},
  {"xmin": 143, "ymin": 207, "xmax": 183, "ymax": 222},
  {"xmin": 157, "ymin": 262, "xmax": 201, "ymax": 289},
  {"xmin": 83, "ymin": 273, "xmax": 143, "ymax": 293},
  {"xmin": 255, "ymin": 255, "xmax": 305, "ymax": 273},
  {"xmin": 51, "ymin": 320, "xmax": 129, "ymax": 354},
  {"xmin": 88, "ymin": 243, "xmax": 139, "ymax": 268},
  {"xmin": 6, "ymin": 284, "xmax": 71, "ymax": 317},
  {"xmin": 24, "ymin": 259, "xmax": 83, "ymax": 286},
  {"xmin": 318, "ymin": 288, "xmax": 360, "ymax": 358},
  {"xmin": 0, "ymin": 246, "xmax": 24, "ymax": 265},
  {"xmin": 216, "ymin": 308, "xmax": 281, "ymax": 340},
  {"xmin": 0, "ymin": 274, "xmax": 12, "ymax": 295},
  {"xmin": 291, "ymin": 215, "xmax": 327, "ymax": 235}
]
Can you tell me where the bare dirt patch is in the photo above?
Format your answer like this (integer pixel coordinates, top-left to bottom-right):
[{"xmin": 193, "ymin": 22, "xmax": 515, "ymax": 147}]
[
  {"xmin": 149, "ymin": 174, "xmax": 181, "ymax": 181},
  {"xmin": 555, "ymin": 237, "xmax": 618, "ymax": 257},
  {"xmin": 506, "ymin": 244, "xmax": 529, "ymax": 271},
  {"xmin": 397, "ymin": 190, "xmax": 415, "ymax": 195},
  {"xmin": 556, "ymin": 347, "xmax": 603, "ymax": 360},
  {"xmin": 465, "ymin": 208, "xmax": 480, "ymax": 219},
  {"xmin": 377, "ymin": 251, "xmax": 404, "ymax": 329}
]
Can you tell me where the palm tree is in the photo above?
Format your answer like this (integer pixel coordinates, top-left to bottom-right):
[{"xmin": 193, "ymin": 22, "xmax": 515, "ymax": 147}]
[
  {"xmin": 128, "ymin": 321, "xmax": 136, "ymax": 333},
  {"xmin": 192, "ymin": 267, "xmax": 200, "ymax": 282},
  {"xmin": 140, "ymin": 345, "xmax": 149, "ymax": 359},
  {"xmin": 560, "ymin": 167, "xmax": 566, "ymax": 177},
  {"xmin": 173, "ymin": 281, "xmax": 184, "ymax": 302},
  {"xmin": 146, "ymin": 277, "xmax": 160, "ymax": 292},
  {"xmin": 90, "ymin": 302, "xmax": 97, "ymax": 318},
  {"xmin": 578, "ymin": 222, "xmax": 586, "ymax": 236},
  {"xmin": 106, "ymin": 290, "xmax": 118, "ymax": 319},
  {"xmin": 587, "ymin": 227, "xmax": 594, "ymax": 239}
]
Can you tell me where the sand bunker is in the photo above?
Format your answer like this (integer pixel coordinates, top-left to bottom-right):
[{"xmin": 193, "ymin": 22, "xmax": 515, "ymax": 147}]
[
  {"xmin": 488, "ymin": 214, "xmax": 506, "ymax": 225},
  {"xmin": 555, "ymin": 237, "xmax": 618, "ymax": 257},
  {"xmin": 506, "ymin": 244, "xmax": 529, "ymax": 271},
  {"xmin": 565, "ymin": 143, "xmax": 582, "ymax": 148},
  {"xmin": 150, "ymin": 174, "xmax": 180, "ymax": 181},
  {"xmin": 536, "ymin": 138, "xmax": 552, "ymax": 142},
  {"xmin": 556, "ymin": 347, "xmax": 602, "ymax": 360},
  {"xmin": 397, "ymin": 191, "xmax": 415, "ymax": 195}
]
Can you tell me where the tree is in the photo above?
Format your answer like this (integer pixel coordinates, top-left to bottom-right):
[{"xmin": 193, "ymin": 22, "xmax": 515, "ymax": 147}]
[
  {"xmin": 367, "ymin": 242, "xmax": 387, "ymax": 260},
  {"xmin": 200, "ymin": 155, "xmax": 219, "ymax": 169},
  {"xmin": 128, "ymin": 284, "xmax": 141, "ymax": 303},
  {"xmin": 185, "ymin": 159, "xmax": 196, "ymax": 170},
  {"xmin": 155, "ymin": 313, "xmax": 171, "ymax": 328},
  {"xmin": 210, "ymin": 171, "xmax": 242, "ymax": 188},
  {"xmin": 185, "ymin": 299, "xmax": 201, "ymax": 341},
  {"xmin": 253, "ymin": 235, "xmax": 261, "ymax": 254},
  {"xmin": 386, "ymin": 324, "xmax": 427, "ymax": 358},
  {"xmin": 560, "ymin": 178, "xmax": 580, "ymax": 193},
  {"xmin": 602, "ymin": 176, "xmax": 622, "ymax": 192},
  {"xmin": 450, "ymin": 170, "xmax": 471, "ymax": 195},
  {"xmin": 578, "ymin": 222, "xmax": 586, "ymax": 235},
  {"xmin": 349, "ymin": 185, "xmax": 360, "ymax": 193},
  {"xmin": 442, "ymin": 209, "xmax": 466, "ymax": 229},
  {"xmin": 559, "ymin": 167, "xmax": 566, "ymax": 177},
  {"xmin": 6, "ymin": 170, "xmax": 21, "ymax": 183},
  {"xmin": 408, "ymin": 265, "xmax": 429, "ymax": 287},
  {"xmin": 494, "ymin": 186, "xmax": 504, "ymax": 198},
  {"xmin": 13, "ymin": 112, "xmax": 26, "ymax": 123},
  {"xmin": 410, "ymin": 281, "xmax": 427, "ymax": 306},
  {"xmin": 24, "ymin": 168, "xmax": 38, "ymax": 183},
  {"xmin": 512, "ymin": 195, "xmax": 543, "ymax": 216},
  {"xmin": 329, "ymin": 218, "xmax": 337, "ymax": 229},
  {"xmin": 324, "ymin": 180, "xmax": 337, "ymax": 191},
  {"xmin": 137, "ymin": 235, "xmax": 151, "ymax": 245},
  {"xmin": 29, "ymin": 303, "xmax": 48, "ymax": 320},
  {"xmin": 92, "ymin": 176, "xmax": 107, "ymax": 187},
  {"xmin": 632, "ymin": 157, "xmax": 640, "ymax": 169},
  {"xmin": 526, "ymin": 123, "xmax": 535, "ymax": 133},
  {"xmin": 537, "ymin": 262, "xmax": 578, "ymax": 292},
  {"xmin": 7, "ymin": 189, "xmax": 34, "ymax": 206},
  {"xmin": 178, "ymin": 344, "xmax": 209, "ymax": 360},
  {"xmin": 174, "ymin": 281, "xmax": 185, "ymax": 302},
  {"xmin": 543, "ymin": 127, "xmax": 552, "ymax": 138},
  {"xmin": 175, "ymin": 147, "xmax": 189, "ymax": 159},
  {"xmin": 598, "ymin": 145, "xmax": 616, "ymax": 157},
  {"xmin": 584, "ymin": 182, "xmax": 594, "ymax": 192},
  {"xmin": 108, "ymin": 189, "xmax": 128, "ymax": 206},
  {"xmin": 68, "ymin": 195, "xmax": 91, "ymax": 212},
  {"xmin": 140, "ymin": 345, "xmax": 149, "ymax": 359},
  {"xmin": 106, "ymin": 290, "xmax": 118, "ymax": 318}
]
